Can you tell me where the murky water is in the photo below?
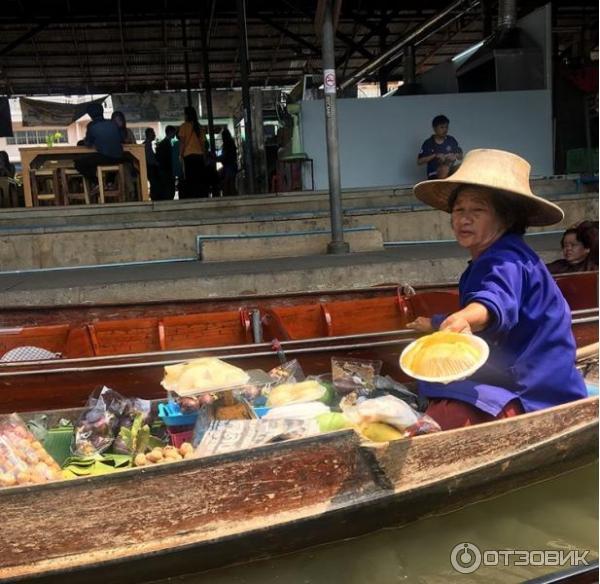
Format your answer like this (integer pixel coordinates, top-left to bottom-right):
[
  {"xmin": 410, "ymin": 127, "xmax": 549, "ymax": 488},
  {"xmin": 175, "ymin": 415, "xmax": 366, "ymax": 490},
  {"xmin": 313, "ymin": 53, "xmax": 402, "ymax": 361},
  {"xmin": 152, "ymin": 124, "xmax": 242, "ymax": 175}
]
[{"xmin": 154, "ymin": 463, "xmax": 598, "ymax": 584}]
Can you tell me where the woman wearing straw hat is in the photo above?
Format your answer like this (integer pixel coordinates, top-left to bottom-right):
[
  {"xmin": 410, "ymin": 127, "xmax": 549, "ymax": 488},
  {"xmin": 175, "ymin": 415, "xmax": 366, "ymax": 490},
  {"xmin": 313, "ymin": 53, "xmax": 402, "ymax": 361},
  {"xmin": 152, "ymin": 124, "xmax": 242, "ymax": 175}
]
[{"xmin": 407, "ymin": 149, "xmax": 587, "ymax": 431}]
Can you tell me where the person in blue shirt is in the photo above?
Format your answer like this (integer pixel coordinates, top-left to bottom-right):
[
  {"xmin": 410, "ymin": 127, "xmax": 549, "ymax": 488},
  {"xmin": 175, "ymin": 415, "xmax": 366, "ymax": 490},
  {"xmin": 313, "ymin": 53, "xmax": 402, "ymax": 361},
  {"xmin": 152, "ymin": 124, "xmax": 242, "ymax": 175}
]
[
  {"xmin": 417, "ymin": 114, "xmax": 463, "ymax": 179},
  {"xmin": 75, "ymin": 102, "xmax": 124, "ymax": 190},
  {"xmin": 407, "ymin": 148, "xmax": 587, "ymax": 430}
]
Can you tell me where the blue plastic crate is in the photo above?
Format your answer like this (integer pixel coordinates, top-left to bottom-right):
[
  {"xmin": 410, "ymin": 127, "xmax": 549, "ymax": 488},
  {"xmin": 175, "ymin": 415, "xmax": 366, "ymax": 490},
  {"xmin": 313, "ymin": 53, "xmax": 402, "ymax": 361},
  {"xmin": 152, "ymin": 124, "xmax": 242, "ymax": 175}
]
[{"xmin": 158, "ymin": 401, "xmax": 199, "ymax": 427}]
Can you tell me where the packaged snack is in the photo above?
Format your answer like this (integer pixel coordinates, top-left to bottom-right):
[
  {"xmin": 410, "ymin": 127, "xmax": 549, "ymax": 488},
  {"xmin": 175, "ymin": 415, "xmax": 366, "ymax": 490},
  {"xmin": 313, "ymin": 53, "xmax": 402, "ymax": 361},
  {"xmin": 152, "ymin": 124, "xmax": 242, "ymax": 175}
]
[
  {"xmin": 341, "ymin": 394, "xmax": 441, "ymax": 442},
  {"xmin": 266, "ymin": 379, "xmax": 330, "ymax": 407},
  {"xmin": 72, "ymin": 386, "xmax": 128, "ymax": 456},
  {"xmin": 331, "ymin": 357, "xmax": 382, "ymax": 396},
  {"xmin": 161, "ymin": 358, "xmax": 250, "ymax": 396},
  {"xmin": 0, "ymin": 414, "xmax": 62, "ymax": 487},
  {"xmin": 268, "ymin": 359, "xmax": 305, "ymax": 385},
  {"xmin": 263, "ymin": 402, "xmax": 330, "ymax": 421}
]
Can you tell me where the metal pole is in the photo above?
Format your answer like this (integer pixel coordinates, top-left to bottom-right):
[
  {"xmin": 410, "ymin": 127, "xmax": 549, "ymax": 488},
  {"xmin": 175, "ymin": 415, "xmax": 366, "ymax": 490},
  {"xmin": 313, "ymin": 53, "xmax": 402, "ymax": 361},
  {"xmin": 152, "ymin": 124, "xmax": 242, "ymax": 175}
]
[
  {"xmin": 322, "ymin": 0, "xmax": 349, "ymax": 254},
  {"xmin": 200, "ymin": 13, "xmax": 216, "ymax": 152},
  {"xmin": 181, "ymin": 18, "xmax": 192, "ymax": 108},
  {"xmin": 236, "ymin": 0, "xmax": 255, "ymax": 193},
  {"xmin": 404, "ymin": 44, "xmax": 415, "ymax": 85},
  {"xmin": 378, "ymin": 31, "xmax": 388, "ymax": 96}
]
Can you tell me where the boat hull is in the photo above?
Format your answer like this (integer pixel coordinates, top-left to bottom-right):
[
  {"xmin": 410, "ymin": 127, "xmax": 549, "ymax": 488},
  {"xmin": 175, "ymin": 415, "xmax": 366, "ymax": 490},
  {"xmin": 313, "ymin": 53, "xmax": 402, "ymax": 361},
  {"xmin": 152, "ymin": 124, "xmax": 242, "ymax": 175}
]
[{"xmin": 0, "ymin": 397, "xmax": 597, "ymax": 583}]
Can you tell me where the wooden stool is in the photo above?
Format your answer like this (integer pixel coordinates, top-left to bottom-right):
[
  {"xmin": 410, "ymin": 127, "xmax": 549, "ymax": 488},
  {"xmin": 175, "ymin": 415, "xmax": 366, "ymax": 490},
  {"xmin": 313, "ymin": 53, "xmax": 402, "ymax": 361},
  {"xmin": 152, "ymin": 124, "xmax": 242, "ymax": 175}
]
[
  {"xmin": 31, "ymin": 169, "xmax": 61, "ymax": 206},
  {"xmin": 60, "ymin": 169, "xmax": 90, "ymax": 205},
  {"xmin": 97, "ymin": 165, "xmax": 126, "ymax": 204}
]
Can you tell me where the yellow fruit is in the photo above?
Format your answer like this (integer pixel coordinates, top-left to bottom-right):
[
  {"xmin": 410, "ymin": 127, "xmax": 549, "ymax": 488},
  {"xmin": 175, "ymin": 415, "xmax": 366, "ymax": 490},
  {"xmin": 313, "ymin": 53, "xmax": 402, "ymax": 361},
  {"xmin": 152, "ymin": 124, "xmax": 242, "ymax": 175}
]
[{"xmin": 359, "ymin": 422, "xmax": 405, "ymax": 442}]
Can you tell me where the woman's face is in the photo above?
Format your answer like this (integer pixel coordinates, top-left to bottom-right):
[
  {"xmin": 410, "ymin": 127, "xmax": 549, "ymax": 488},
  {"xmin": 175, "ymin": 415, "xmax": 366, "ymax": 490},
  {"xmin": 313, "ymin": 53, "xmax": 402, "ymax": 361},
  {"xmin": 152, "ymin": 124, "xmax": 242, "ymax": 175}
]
[
  {"xmin": 451, "ymin": 188, "xmax": 507, "ymax": 258},
  {"xmin": 562, "ymin": 232, "xmax": 589, "ymax": 264}
]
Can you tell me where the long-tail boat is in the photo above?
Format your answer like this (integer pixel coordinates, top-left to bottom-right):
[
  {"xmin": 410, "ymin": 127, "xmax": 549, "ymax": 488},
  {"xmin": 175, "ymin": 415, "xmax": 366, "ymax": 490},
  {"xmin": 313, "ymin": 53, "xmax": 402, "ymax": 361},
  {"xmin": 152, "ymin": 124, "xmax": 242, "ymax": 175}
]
[
  {"xmin": 0, "ymin": 272, "xmax": 596, "ymax": 360},
  {"xmin": 0, "ymin": 308, "xmax": 596, "ymax": 414},
  {"xmin": 0, "ymin": 393, "xmax": 597, "ymax": 584}
]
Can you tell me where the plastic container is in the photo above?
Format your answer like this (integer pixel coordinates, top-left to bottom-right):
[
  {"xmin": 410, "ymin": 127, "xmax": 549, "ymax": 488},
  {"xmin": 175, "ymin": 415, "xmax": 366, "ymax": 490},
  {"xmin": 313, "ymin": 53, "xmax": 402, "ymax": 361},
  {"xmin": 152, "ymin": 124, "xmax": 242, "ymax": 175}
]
[
  {"xmin": 399, "ymin": 332, "xmax": 489, "ymax": 384},
  {"xmin": 253, "ymin": 406, "xmax": 271, "ymax": 418},
  {"xmin": 158, "ymin": 401, "xmax": 199, "ymax": 427},
  {"xmin": 167, "ymin": 428, "xmax": 194, "ymax": 448}
]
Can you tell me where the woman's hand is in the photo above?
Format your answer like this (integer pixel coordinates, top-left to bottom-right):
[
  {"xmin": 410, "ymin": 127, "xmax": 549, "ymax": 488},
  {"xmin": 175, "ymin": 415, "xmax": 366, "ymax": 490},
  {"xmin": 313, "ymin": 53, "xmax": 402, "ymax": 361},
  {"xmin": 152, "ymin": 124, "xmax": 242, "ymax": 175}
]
[
  {"xmin": 440, "ymin": 314, "xmax": 472, "ymax": 334},
  {"xmin": 407, "ymin": 317, "xmax": 433, "ymax": 333},
  {"xmin": 439, "ymin": 302, "xmax": 491, "ymax": 334}
]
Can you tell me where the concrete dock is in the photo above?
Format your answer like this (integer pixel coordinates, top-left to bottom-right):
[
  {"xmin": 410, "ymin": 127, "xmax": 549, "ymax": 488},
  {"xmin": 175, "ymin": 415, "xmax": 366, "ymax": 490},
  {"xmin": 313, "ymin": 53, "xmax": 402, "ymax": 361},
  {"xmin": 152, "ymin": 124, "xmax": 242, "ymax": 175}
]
[{"xmin": 0, "ymin": 232, "xmax": 564, "ymax": 306}]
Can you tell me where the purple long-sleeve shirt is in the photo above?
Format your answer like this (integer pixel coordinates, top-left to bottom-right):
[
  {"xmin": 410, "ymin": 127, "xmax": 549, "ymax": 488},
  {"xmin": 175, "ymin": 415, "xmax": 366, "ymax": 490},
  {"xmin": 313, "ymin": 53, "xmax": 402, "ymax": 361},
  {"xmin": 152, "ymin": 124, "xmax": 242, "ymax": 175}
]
[{"xmin": 420, "ymin": 233, "xmax": 587, "ymax": 415}]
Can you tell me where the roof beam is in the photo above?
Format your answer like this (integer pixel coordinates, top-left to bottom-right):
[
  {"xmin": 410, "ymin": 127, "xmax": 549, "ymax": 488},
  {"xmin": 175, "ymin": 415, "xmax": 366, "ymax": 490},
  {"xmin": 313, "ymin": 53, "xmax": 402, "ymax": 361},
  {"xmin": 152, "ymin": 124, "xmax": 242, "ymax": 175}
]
[
  {"xmin": 256, "ymin": 14, "xmax": 320, "ymax": 56},
  {"xmin": 0, "ymin": 20, "xmax": 51, "ymax": 57},
  {"xmin": 340, "ymin": 0, "xmax": 480, "ymax": 90}
]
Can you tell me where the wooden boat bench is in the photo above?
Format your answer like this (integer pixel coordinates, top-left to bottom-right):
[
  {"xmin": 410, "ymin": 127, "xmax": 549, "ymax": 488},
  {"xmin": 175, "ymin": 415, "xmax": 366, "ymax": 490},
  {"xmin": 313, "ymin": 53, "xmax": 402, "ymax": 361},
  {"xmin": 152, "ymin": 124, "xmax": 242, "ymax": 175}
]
[
  {"xmin": 261, "ymin": 291, "xmax": 411, "ymax": 340},
  {"xmin": 405, "ymin": 290, "xmax": 460, "ymax": 320},
  {"xmin": 160, "ymin": 308, "xmax": 253, "ymax": 350},
  {"xmin": 86, "ymin": 317, "xmax": 165, "ymax": 356}
]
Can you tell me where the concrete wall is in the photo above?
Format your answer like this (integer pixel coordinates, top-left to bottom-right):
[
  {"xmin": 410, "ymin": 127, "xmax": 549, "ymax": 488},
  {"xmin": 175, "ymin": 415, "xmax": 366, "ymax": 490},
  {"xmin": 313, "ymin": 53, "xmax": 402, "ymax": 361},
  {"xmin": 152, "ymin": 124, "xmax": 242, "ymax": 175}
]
[
  {"xmin": 0, "ymin": 195, "xmax": 595, "ymax": 270},
  {"xmin": 301, "ymin": 90, "xmax": 553, "ymax": 190}
]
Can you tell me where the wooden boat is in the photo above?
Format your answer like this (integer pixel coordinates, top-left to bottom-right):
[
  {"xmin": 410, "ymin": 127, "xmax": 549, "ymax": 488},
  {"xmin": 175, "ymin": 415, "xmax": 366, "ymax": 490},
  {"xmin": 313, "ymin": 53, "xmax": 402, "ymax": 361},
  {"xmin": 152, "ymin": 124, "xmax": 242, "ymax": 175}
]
[
  {"xmin": 0, "ymin": 272, "xmax": 596, "ymax": 361},
  {"xmin": 0, "ymin": 308, "xmax": 596, "ymax": 415},
  {"xmin": 0, "ymin": 395, "xmax": 597, "ymax": 583}
]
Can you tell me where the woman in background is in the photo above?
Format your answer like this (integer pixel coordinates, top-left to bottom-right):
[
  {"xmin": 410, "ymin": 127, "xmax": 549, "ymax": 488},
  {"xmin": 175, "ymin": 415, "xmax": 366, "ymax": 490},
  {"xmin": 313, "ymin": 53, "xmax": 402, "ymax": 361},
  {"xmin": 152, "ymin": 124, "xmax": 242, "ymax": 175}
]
[
  {"xmin": 111, "ymin": 111, "xmax": 136, "ymax": 144},
  {"xmin": 547, "ymin": 222, "xmax": 598, "ymax": 274},
  {"xmin": 217, "ymin": 128, "xmax": 238, "ymax": 196},
  {"xmin": 177, "ymin": 106, "xmax": 208, "ymax": 198}
]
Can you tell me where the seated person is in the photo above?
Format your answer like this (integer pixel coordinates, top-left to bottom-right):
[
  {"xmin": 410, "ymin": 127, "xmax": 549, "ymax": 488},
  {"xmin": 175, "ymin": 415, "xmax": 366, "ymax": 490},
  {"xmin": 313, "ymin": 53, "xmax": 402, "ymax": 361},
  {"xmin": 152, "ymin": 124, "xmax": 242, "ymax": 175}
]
[
  {"xmin": 74, "ymin": 103, "xmax": 124, "ymax": 194},
  {"xmin": 547, "ymin": 222, "xmax": 599, "ymax": 274},
  {"xmin": 417, "ymin": 115, "xmax": 462, "ymax": 179},
  {"xmin": 408, "ymin": 149, "xmax": 586, "ymax": 431}
]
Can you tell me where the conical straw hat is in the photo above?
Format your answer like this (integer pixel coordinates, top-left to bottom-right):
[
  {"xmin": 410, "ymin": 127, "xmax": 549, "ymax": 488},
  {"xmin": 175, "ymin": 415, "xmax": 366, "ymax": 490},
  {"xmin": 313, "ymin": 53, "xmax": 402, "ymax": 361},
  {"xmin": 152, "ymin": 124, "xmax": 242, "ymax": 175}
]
[{"xmin": 413, "ymin": 149, "xmax": 564, "ymax": 226}]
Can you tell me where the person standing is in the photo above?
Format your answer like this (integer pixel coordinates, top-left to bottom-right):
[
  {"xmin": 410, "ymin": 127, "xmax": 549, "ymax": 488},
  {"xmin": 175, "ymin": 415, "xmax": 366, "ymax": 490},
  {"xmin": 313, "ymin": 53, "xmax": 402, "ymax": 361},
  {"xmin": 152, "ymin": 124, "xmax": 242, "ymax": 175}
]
[
  {"xmin": 417, "ymin": 115, "xmax": 463, "ymax": 179},
  {"xmin": 155, "ymin": 126, "xmax": 177, "ymax": 200},
  {"xmin": 144, "ymin": 127, "xmax": 161, "ymax": 200},
  {"xmin": 177, "ymin": 106, "xmax": 208, "ymax": 198},
  {"xmin": 217, "ymin": 128, "xmax": 238, "ymax": 196}
]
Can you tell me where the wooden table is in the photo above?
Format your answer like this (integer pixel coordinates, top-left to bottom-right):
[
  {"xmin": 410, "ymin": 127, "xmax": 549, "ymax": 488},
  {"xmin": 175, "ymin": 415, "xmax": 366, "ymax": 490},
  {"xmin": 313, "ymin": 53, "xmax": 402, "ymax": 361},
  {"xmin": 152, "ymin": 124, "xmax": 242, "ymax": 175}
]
[{"xmin": 19, "ymin": 145, "xmax": 149, "ymax": 207}]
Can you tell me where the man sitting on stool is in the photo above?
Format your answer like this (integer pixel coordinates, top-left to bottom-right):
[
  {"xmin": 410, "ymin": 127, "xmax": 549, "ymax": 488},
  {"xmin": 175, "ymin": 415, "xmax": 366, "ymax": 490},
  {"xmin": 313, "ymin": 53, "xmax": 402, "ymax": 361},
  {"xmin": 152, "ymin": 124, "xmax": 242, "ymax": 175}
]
[{"xmin": 75, "ymin": 102, "xmax": 123, "ymax": 200}]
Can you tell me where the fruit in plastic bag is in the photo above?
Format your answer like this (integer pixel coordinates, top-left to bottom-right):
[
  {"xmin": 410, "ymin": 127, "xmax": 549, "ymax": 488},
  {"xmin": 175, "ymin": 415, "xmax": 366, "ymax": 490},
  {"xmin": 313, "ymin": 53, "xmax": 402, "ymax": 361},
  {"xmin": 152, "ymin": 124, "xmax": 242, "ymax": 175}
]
[
  {"xmin": 0, "ymin": 414, "xmax": 62, "ymax": 487},
  {"xmin": 316, "ymin": 412, "xmax": 352, "ymax": 433},
  {"xmin": 331, "ymin": 357, "xmax": 382, "ymax": 396},
  {"xmin": 263, "ymin": 402, "xmax": 330, "ymax": 421},
  {"xmin": 358, "ymin": 422, "xmax": 404, "ymax": 442},
  {"xmin": 266, "ymin": 379, "xmax": 330, "ymax": 407},
  {"xmin": 356, "ymin": 395, "xmax": 419, "ymax": 429},
  {"xmin": 162, "ymin": 358, "xmax": 249, "ymax": 396}
]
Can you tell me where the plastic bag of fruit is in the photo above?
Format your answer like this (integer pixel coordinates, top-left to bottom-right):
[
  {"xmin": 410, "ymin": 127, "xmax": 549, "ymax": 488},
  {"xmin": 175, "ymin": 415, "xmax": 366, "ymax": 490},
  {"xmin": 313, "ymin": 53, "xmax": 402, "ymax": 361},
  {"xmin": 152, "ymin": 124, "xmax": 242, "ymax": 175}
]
[
  {"xmin": 0, "ymin": 413, "xmax": 62, "ymax": 487},
  {"xmin": 72, "ymin": 386, "xmax": 128, "ymax": 456}
]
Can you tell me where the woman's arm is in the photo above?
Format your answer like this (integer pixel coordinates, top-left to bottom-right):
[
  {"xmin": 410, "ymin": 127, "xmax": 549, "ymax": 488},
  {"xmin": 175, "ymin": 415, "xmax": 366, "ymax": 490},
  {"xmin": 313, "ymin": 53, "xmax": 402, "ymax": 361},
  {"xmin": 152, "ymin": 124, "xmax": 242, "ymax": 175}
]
[{"xmin": 439, "ymin": 302, "xmax": 490, "ymax": 334}]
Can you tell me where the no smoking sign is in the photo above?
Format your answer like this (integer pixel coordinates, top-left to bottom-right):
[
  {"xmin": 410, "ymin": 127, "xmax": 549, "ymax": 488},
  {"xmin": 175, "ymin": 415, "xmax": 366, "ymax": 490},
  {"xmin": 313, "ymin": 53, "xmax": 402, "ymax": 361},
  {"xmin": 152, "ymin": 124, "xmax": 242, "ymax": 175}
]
[{"xmin": 324, "ymin": 69, "xmax": 336, "ymax": 94}]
